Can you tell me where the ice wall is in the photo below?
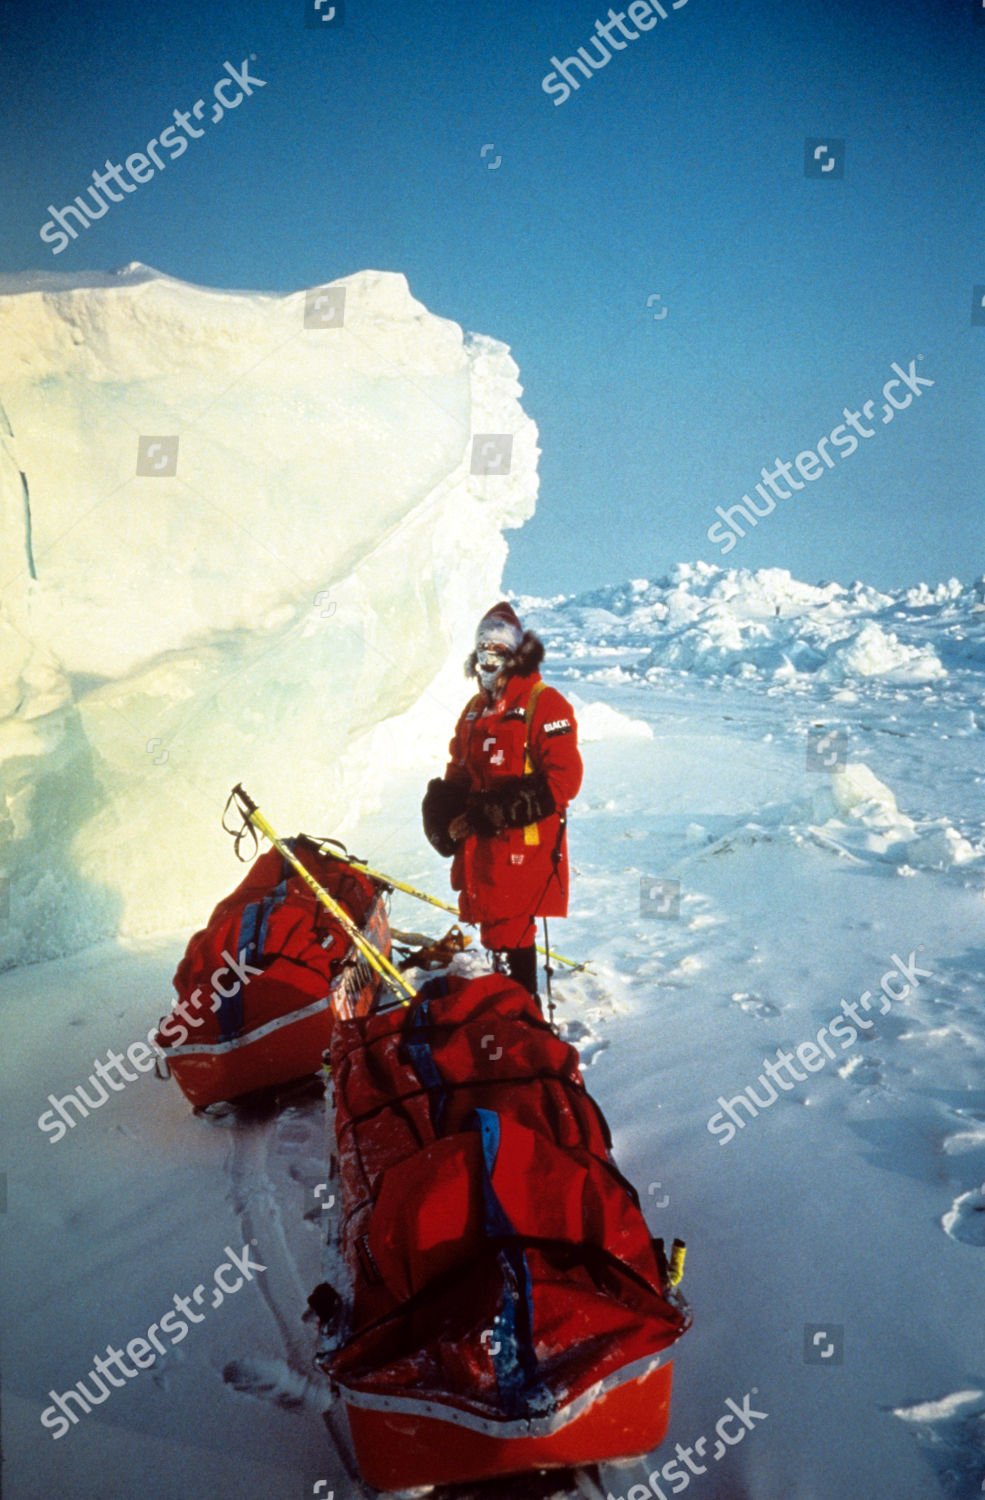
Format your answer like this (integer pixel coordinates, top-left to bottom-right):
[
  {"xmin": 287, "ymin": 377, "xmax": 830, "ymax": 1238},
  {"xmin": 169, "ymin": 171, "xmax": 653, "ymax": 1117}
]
[{"xmin": 0, "ymin": 264, "xmax": 539, "ymax": 966}]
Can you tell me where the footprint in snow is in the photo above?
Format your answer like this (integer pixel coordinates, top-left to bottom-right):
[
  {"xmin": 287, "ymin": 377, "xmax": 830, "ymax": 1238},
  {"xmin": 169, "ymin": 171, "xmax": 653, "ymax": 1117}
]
[
  {"xmin": 941, "ymin": 1184, "xmax": 985, "ymax": 1247},
  {"xmin": 559, "ymin": 1017, "xmax": 609, "ymax": 1067},
  {"xmin": 274, "ymin": 1104, "xmax": 318, "ymax": 1152},
  {"xmin": 730, "ymin": 991, "xmax": 780, "ymax": 1020},
  {"xmin": 890, "ymin": 1387, "xmax": 985, "ymax": 1499},
  {"xmin": 837, "ymin": 1052, "xmax": 884, "ymax": 1090}
]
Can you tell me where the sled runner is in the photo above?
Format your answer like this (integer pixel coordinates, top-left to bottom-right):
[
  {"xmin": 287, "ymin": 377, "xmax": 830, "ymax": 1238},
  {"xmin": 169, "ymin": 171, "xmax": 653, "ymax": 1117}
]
[
  {"xmin": 156, "ymin": 837, "xmax": 390, "ymax": 1108},
  {"xmin": 311, "ymin": 970, "xmax": 691, "ymax": 1490}
]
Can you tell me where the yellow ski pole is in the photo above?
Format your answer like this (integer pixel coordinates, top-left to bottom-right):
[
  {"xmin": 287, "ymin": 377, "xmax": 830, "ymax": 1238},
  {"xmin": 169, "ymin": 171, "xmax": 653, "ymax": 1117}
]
[
  {"xmin": 230, "ymin": 787, "xmax": 416, "ymax": 1006},
  {"xmin": 315, "ymin": 841, "xmax": 593, "ymax": 975}
]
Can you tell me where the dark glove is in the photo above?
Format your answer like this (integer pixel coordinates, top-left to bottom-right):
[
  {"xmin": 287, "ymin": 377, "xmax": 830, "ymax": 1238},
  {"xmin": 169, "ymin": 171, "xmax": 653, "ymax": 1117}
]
[
  {"xmin": 465, "ymin": 773, "xmax": 557, "ymax": 838},
  {"xmin": 422, "ymin": 778, "xmax": 469, "ymax": 857}
]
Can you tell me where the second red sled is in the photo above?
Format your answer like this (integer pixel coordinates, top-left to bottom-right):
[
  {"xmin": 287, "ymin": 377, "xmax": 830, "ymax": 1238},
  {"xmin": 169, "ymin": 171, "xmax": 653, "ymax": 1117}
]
[{"xmin": 311, "ymin": 970, "xmax": 692, "ymax": 1490}]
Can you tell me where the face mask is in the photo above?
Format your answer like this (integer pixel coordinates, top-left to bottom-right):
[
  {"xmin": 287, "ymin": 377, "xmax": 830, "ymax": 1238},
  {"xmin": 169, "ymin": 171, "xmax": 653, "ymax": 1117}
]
[{"xmin": 476, "ymin": 646, "xmax": 511, "ymax": 697}]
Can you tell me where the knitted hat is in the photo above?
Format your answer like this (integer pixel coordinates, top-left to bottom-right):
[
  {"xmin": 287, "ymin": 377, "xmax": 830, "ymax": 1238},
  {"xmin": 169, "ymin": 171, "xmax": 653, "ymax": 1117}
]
[{"xmin": 475, "ymin": 601, "xmax": 523, "ymax": 653}]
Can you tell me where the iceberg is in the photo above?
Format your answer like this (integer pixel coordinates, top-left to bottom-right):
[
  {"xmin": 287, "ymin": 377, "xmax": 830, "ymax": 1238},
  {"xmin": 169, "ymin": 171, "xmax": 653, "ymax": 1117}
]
[{"xmin": 0, "ymin": 263, "xmax": 539, "ymax": 967}]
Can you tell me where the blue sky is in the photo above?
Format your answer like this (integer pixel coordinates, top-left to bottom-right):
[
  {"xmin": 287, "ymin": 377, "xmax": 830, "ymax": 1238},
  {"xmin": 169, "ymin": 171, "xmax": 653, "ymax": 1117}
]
[{"xmin": 1, "ymin": 0, "xmax": 982, "ymax": 596}]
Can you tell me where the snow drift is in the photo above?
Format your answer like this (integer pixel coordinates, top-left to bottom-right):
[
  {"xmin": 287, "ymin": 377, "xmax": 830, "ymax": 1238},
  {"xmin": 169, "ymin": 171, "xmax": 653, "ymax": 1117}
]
[{"xmin": 0, "ymin": 263, "xmax": 539, "ymax": 967}]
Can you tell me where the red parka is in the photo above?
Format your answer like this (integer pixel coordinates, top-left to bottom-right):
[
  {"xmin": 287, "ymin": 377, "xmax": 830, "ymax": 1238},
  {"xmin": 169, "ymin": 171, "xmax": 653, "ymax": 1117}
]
[{"xmin": 445, "ymin": 672, "xmax": 582, "ymax": 927}]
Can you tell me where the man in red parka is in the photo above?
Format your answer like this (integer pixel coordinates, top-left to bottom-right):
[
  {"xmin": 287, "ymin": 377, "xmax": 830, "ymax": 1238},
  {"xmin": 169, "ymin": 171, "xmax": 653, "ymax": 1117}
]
[{"xmin": 422, "ymin": 602, "xmax": 582, "ymax": 1002}]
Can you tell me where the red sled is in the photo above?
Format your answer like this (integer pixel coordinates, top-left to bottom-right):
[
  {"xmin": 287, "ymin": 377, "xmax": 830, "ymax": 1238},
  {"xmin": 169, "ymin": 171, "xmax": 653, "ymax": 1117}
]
[
  {"xmin": 313, "ymin": 971, "xmax": 691, "ymax": 1489},
  {"xmin": 156, "ymin": 838, "xmax": 388, "ymax": 1108}
]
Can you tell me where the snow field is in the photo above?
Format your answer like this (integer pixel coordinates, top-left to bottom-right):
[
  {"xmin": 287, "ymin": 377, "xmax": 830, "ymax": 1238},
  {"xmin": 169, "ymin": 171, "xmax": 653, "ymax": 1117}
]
[{"xmin": 2, "ymin": 646, "xmax": 984, "ymax": 1497}]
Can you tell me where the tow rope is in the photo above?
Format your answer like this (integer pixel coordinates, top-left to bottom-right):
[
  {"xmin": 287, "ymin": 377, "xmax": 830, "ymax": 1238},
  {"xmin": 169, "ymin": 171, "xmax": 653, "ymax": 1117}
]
[
  {"xmin": 314, "ymin": 839, "xmax": 591, "ymax": 975},
  {"xmin": 223, "ymin": 785, "xmax": 416, "ymax": 1006}
]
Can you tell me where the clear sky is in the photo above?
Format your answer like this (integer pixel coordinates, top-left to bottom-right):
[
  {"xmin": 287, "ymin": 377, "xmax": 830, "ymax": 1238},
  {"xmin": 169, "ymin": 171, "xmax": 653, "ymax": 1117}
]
[{"xmin": 1, "ymin": 0, "xmax": 982, "ymax": 596}]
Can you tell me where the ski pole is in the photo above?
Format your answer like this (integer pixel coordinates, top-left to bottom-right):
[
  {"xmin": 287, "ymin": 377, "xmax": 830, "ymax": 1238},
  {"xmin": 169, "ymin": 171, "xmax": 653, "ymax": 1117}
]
[
  {"xmin": 543, "ymin": 916, "xmax": 556, "ymax": 1032},
  {"xmin": 229, "ymin": 787, "xmax": 416, "ymax": 1005},
  {"xmin": 315, "ymin": 841, "xmax": 593, "ymax": 975}
]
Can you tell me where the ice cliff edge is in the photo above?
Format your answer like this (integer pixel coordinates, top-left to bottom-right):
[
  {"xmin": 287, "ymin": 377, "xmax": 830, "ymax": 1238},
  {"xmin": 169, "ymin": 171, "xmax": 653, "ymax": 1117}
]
[{"xmin": 0, "ymin": 263, "xmax": 540, "ymax": 966}]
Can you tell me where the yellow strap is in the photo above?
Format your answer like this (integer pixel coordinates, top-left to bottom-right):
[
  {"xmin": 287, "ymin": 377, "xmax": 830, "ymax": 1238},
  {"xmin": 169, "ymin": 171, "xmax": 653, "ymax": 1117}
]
[
  {"xmin": 323, "ymin": 848, "xmax": 592, "ymax": 971},
  {"xmin": 522, "ymin": 681, "xmax": 547, "ymax": 845},
  {"xmin": 246, "ymin": 805, "xmax": 416, "ymax": 1004}
]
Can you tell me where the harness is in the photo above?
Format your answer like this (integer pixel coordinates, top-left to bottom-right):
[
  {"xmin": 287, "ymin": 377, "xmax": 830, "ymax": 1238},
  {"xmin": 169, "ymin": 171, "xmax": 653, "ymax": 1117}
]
[
  {"xmin": 463, "ymin": 680, "xmax": 546, "ymax": 835},
  {"xmin": 521, "ymin": 680, "xmax": 546, "ymax": 845}
]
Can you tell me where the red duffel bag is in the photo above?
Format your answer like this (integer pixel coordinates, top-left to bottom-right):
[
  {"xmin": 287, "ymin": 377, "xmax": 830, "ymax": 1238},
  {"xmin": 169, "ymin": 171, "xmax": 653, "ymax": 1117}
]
[{"xmin": 157, "ymin": 837, "xmax": 388, "ymax": 1107}]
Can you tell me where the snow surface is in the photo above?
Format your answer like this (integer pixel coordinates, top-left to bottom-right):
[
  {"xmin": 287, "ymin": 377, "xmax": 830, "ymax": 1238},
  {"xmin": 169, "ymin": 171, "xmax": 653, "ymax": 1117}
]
[
  {"xmin": 0, "ymin": 263, "xmax": 538, "ymax": 967},
  {"xmin": 3, "ymin": 562, "xmax": 985, "ymax": 1499}
]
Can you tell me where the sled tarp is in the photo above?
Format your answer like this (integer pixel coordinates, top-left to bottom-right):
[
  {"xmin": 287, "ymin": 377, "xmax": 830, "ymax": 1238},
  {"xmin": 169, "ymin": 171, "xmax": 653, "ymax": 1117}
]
[{"xmin": 319, "ymin": 971, "xmax": 691, "ymax": 1488}]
